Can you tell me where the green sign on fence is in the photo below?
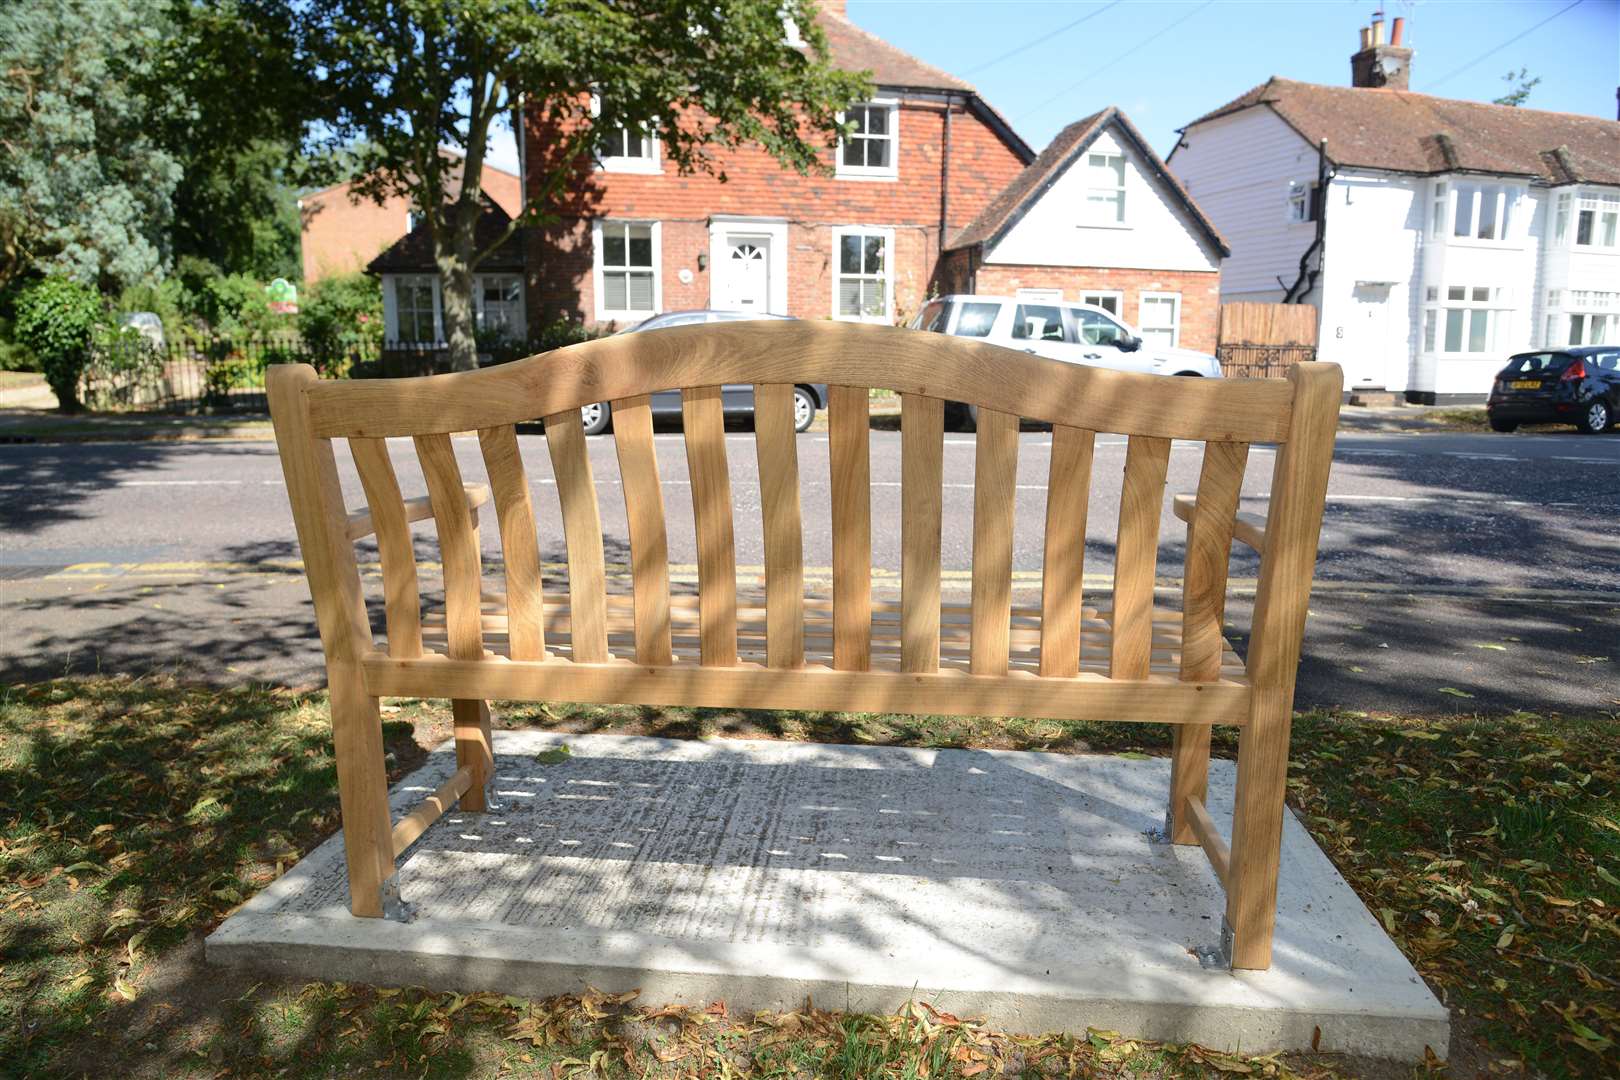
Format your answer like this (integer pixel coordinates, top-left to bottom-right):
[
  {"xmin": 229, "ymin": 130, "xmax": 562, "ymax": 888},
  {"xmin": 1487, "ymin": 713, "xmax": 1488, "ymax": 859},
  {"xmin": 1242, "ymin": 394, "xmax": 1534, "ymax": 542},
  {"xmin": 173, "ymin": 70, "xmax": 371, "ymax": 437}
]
[{"xmin": 267, "ymin": 278, "xmax": 299, "ymax": 315}]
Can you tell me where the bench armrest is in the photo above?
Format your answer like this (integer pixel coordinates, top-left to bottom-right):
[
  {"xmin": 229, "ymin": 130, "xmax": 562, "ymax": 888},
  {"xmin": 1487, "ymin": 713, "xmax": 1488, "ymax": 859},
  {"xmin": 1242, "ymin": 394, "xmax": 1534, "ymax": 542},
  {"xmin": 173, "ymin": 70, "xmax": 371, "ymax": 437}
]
[
  {"xmin": 1172, "ymin": 494, "xmax": 1266, "ymax": 552},
  {"xmin": 346, "ymin": 482, "xmax": 491, "ymax": 541}
]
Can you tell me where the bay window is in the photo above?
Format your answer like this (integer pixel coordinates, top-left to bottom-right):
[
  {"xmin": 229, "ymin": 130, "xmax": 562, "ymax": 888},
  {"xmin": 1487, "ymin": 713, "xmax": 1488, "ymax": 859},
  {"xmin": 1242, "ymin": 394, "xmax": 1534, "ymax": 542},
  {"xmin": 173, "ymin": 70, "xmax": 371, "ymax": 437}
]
[
  {"xmin": 476, "ymin": 275, "xmax": 524, "ymax": 338},
  {"xmin": 1572, "ymin": 193, "xmax": 1620, "ymax": 249},
  {"xmin": 1422, "ymin": 284, "xmax": 1511, "ymax": 355},
  {"xmin": 392, "ymin": 276, "xmax": 440, "ymax": 343},
  {"xmin": 1448, "ymin": 181, "xmax": 1513, "ymax": 241}
]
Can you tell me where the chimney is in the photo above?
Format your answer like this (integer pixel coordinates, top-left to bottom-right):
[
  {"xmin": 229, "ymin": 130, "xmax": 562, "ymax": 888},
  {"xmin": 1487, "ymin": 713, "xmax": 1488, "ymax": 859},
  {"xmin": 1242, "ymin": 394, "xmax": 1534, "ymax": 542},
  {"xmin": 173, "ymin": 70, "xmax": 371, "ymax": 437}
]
[{"xmin": 1351, "ymin": 13, "xmax": 1414, "ymax": 90}]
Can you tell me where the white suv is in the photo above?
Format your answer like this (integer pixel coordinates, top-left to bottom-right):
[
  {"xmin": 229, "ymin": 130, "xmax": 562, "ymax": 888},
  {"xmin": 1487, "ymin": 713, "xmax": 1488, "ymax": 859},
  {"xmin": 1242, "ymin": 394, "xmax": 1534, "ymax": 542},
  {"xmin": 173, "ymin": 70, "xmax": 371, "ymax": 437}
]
[{"xmin": 910, "ymin": 294, "xmax": 1222, "ymax": 401}]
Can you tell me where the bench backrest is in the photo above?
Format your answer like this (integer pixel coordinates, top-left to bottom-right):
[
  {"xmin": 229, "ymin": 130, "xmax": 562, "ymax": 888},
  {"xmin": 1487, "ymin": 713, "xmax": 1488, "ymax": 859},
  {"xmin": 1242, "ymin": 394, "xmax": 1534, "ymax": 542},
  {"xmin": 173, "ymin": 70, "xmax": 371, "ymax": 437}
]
[{"xmin": 269, "ymin": 319, "xmax": 1340, "ymax": 696}]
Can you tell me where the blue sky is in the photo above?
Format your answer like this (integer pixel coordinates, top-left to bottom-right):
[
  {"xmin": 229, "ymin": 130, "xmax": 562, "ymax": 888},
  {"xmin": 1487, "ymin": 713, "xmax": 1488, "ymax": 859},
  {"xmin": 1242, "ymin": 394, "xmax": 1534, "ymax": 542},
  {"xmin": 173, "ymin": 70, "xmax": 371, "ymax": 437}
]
[{"xmin": 485, "ymin": 0, "xmax": 1619, "ymax": 172}]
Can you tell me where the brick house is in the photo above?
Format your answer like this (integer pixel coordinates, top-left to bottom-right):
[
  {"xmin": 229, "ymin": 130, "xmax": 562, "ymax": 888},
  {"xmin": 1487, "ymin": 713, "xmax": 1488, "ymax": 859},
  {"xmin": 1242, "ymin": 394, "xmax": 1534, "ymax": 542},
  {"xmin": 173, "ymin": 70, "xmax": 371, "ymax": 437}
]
[
  {"xmin": 520, "ymin": 0, "xmax": 1034, "ymax": 329},
  {"xmin": 298, "ymin": 160, "xmax": 521, "ymax": 283},
  {"xmin": 940, "ymin": 108, "xmax": 1230, "ymax": 354}
]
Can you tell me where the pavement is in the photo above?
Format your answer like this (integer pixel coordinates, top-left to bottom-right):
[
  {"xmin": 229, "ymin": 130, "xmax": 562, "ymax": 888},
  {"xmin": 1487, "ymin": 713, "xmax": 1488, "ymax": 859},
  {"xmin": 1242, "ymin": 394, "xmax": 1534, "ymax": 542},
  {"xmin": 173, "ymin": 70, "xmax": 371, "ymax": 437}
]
[
  {"xmin": 2, "ymin": 425, "xmax": 1616, "ymax": 713},
  {"xmin": 207, "ymin": 730, "xmax": 1450, "ymax": 1059}
]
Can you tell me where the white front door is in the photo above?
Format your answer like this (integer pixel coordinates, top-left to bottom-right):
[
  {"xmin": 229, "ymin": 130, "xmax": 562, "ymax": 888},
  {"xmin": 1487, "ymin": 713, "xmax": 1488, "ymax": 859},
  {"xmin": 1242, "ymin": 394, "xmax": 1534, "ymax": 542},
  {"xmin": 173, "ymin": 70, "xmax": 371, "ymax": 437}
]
[
  {"xmin": 1348, "ymin": 284, "xmax": 1392, "ymax": 387},
  {"xmin": 719, "ymin": 235, "xmax": 771, "ymax": 311}
]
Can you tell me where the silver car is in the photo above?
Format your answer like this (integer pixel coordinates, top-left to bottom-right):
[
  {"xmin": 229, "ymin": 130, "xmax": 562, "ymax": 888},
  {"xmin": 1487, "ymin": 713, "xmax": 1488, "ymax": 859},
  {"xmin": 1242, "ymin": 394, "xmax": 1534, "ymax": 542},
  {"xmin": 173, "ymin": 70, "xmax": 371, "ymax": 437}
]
[{"xmin": 577, "ymin": 310, "xmax": 825, "ymax": 434}]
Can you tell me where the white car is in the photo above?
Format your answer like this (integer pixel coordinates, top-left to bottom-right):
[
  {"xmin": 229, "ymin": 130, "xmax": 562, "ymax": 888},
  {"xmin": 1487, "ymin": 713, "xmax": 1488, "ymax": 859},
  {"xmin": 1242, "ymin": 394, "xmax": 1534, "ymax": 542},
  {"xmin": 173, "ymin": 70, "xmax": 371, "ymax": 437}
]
[{"xmin": 910, "ymin": 294, "xmax": 1221, "ymax": 425}]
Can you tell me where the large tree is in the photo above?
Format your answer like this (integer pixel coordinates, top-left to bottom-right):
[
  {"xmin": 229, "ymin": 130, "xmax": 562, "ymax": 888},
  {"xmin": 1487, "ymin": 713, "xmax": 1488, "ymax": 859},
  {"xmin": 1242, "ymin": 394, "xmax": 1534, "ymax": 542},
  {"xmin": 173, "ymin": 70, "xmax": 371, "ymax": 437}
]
[
  {"xmin": 0, "ymin": 0, "xmax": 182, "ymax": 292},
  {"xmin": 287, "ymin": 0, "xmax": 869, "ymax": 370}
]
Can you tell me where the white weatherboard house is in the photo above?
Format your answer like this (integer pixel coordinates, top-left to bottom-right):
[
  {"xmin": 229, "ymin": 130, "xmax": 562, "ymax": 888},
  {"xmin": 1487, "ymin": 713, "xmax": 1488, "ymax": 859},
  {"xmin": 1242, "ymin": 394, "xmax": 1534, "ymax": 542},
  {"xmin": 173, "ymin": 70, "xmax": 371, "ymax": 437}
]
[{"xmin": 1167, "ymin": 17, "xmax": 1620, "ymax": 402}]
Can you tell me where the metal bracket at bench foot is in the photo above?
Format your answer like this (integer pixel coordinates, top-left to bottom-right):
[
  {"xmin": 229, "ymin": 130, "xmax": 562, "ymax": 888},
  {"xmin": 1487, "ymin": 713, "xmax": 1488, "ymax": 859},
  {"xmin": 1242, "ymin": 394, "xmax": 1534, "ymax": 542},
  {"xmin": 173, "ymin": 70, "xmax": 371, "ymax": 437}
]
[
  {"xmin": 481, "ymin": 782, "xmax": 503, "ymax": 813},
  {"xmin": 1144, "ymin": 816, "xmax": 1171, "ymax": 845},
  {"xmin": 1190, "ymin": 919, "xmax": 1235, "ymax": 970},
  {"xmin": 380, "ymin": 874, "xmax": 414, "ymax": 923}
]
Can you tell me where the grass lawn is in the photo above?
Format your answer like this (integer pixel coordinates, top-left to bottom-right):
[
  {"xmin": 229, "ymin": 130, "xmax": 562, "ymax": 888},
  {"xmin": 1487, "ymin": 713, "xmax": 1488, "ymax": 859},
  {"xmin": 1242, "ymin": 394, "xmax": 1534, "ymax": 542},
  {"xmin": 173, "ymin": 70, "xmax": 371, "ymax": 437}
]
[{"xmin": 1, "ymin": 678, "xmax": 1615, "ymax": 1078}]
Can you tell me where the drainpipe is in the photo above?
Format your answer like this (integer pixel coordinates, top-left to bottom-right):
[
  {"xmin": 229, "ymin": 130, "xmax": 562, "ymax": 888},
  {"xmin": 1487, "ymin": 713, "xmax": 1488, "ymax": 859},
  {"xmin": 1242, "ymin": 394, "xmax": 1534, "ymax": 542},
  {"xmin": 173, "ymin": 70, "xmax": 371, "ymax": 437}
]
[
  {"xmin": 940, "ymin": 93, "xmax": 954, "ymax": 247},
  {"xmin": 1283, "ymin": 139, "xmax": 1332, "ymax": 304}
]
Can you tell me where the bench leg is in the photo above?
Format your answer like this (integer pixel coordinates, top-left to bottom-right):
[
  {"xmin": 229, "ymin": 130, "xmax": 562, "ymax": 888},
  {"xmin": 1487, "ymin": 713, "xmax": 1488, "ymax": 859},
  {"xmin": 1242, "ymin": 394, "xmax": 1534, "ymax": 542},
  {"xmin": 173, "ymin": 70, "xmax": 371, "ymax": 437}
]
[
  {"xmin": 1223, "ymin": 687, "xmax": 1291, "ymax": 970},
  {"xmin": 330, "ymin": 663, "xmax": 397, "ymax": 918},
  {"xmin": 453, "ymin": 698, "xmax": 494, "ymax": 812},
  {"xmin": 1167, "ymin": 724, "xmax": 1211, "ymax": 844}
]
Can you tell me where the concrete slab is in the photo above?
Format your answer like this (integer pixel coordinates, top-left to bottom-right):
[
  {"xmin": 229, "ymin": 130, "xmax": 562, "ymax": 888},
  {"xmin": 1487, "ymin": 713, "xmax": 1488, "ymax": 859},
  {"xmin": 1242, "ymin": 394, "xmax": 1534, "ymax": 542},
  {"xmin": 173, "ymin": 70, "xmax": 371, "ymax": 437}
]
[{"xmin": 207, "ymin": 733, "xmax": 1448, "ymax": 1060}]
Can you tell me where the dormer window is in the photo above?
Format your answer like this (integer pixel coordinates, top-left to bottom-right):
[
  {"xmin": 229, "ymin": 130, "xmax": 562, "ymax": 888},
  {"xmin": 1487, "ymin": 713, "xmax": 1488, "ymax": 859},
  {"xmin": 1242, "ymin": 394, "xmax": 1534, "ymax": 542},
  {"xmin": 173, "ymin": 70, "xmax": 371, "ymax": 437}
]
[{"xmin": 837, "ymin": 100, "xmax": 898, "ymax": 180}]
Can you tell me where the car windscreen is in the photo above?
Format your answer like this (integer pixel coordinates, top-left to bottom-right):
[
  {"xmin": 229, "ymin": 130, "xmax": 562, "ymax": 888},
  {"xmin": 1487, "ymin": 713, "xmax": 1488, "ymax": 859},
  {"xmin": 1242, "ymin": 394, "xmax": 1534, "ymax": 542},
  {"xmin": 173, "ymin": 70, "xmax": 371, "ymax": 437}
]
[{"xmin": 1502, "ymin": 352, "xmax": 1573, "ymax": 375}]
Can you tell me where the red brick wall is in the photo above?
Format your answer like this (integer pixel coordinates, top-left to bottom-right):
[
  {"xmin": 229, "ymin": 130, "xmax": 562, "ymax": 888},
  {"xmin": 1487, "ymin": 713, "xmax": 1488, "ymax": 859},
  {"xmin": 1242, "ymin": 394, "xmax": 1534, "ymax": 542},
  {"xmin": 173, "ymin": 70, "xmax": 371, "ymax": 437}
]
[
  {"xmin": 522, "ymin": 95, "xmax": 1029, "ymax": 328},
  {"xmin": 965, "ymin": 263, "xmax": 1222, "ymax": 354}
]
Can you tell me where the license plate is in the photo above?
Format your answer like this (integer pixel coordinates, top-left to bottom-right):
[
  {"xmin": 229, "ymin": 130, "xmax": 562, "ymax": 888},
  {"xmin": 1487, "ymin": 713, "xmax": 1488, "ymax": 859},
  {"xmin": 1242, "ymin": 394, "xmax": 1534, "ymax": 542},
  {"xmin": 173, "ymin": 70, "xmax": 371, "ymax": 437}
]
[{"xmin": 1510, "ymin": 380, "xmax": 1541, "ymax": 390}]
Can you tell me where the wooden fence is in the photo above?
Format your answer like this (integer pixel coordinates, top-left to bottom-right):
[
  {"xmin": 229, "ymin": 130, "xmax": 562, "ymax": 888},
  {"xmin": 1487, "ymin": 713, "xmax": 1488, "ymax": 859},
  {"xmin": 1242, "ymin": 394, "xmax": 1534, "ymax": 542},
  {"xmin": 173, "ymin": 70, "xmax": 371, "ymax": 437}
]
[{"xmin": 1217, "ymin": 302, "xmax": 1319, "ymax": 379}]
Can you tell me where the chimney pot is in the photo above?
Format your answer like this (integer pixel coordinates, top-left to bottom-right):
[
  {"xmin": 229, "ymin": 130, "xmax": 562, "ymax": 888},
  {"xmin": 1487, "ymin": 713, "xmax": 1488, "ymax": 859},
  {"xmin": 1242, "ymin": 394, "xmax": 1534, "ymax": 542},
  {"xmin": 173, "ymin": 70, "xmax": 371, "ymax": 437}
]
[
  {"xmin": 1391, "ymin": 16, "xmax": 1405, "ymax": 45},
  {"xmin": 1360, "ymin": 26, "xmax": 1371, "ymax": 49},
  {"xmin": 1371, "ymin": 17, "xmax": 1385, "ymax": 46}
]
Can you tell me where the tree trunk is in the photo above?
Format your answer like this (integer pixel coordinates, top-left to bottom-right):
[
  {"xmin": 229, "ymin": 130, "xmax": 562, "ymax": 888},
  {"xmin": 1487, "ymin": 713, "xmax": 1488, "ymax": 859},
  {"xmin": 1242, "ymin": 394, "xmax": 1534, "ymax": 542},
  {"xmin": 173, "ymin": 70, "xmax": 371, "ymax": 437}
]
[{"xmin": 437, "ymin": 200, "xmax": 484, "ymax": 372}]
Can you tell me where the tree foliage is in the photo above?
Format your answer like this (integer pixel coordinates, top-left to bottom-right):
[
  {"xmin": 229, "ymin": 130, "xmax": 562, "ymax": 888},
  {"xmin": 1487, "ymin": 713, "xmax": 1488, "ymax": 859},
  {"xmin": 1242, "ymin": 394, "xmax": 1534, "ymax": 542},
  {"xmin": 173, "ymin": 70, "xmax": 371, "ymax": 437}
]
[
  {"xmin": 1492, "ymin": 67, "xmax": 1541, "ymax": 108},
  {"xmin": 286, "ymin": 0, "xmax": 871, "ymax": 369},
  {"xmin": 0, "ymin": 0, "xmax": 183, "ymax": 293},
  {"xmin": 13, "ymin": 276, "xmax": 106, "ymax": 411}
]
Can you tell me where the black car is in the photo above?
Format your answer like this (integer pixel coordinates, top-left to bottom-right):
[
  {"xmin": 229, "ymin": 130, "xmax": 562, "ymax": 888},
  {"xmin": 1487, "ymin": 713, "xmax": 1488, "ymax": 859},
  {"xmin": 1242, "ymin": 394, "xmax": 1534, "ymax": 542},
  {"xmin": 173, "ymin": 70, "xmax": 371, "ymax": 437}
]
[{"xmin": 1486, "ymin": 346, "xmax": 1619, "ymax": 434}]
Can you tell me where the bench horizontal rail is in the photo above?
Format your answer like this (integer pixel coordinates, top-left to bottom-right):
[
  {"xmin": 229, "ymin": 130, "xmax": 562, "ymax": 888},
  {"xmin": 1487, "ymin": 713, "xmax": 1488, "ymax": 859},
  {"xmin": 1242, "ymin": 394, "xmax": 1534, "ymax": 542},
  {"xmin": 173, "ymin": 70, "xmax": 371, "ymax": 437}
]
[
  {"xmin": 391, "ymin": 765, "xmax": 474, "ymax": 858},
  {"xmin": 1183, "ymin": 794, "xmax": 1232, "ymax": 889},
  {"xmin": 347, "ymin": 483, "xmax": 490, "ymax": 541},
  {"xmin": 1173, "ymin": 494, "xmax": 1267, "ymax": 552},
  {"xmin": 361, "ymin": 653, "xmax": 1251, "ymax": 726},
  {"xmin": 304, "ymin": 321, "xmax": 1296, "ymax": 444}
]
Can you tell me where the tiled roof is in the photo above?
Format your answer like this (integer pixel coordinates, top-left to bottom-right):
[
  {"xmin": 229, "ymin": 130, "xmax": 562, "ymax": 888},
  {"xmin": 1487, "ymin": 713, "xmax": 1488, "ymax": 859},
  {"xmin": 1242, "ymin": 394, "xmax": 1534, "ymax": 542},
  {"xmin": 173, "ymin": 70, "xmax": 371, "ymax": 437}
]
[
  {"xmin": 367, "ymin": 196, "xmax": 525, "ymax": 274},
  {"xmin": 948, "ymin": 106, "xmax": 1229, "ymax": 256},
  {"xmin": 1185, "ymin": 77, "xmax": 1620, "ymax": 185},
  {"xmin": 814, "ymin": 11, "xmax": 972, "ymax": 92}
]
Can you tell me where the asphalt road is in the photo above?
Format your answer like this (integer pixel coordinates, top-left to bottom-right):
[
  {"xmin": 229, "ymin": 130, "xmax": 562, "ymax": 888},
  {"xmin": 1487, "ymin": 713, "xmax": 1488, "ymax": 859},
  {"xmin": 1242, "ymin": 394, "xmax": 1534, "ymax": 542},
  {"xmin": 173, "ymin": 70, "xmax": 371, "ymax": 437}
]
[{"xmin": 2, "ymin": 424, "xmax": 1616, "ymax": 714}]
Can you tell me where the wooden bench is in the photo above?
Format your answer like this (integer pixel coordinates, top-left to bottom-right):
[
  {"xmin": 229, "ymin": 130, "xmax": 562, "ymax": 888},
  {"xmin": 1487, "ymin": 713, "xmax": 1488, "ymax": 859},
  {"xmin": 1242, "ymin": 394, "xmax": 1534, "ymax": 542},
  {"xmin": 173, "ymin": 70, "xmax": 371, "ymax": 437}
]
[{"xmin": 268, "ymin": 319, "xmax": 1340, "ymax": 971}]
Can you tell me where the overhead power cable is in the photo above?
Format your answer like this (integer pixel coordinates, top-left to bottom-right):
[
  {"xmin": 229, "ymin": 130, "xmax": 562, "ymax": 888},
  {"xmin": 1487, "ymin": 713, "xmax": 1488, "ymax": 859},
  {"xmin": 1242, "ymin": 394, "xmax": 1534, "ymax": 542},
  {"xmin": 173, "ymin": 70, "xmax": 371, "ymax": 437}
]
[
  {"xmin": 1014, "ymin": 0, "xmax": 1216, "ymax": 123},
  {"xmin": 1423, "ymin": 0, "xmax": 1585, "ymax": 91},
  {"xmin": 961, "ymin": 1, "xmax": 1125, "ymax": 77}
]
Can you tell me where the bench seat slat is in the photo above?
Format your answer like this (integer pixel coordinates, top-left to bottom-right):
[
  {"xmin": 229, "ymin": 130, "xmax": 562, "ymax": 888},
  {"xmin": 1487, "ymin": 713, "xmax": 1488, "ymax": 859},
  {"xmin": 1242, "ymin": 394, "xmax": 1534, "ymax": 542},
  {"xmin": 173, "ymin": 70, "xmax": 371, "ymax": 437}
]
[
  {"xmin": 477, "ymin": 425, "xmax": 546, "ymax": 661},
  {"xmin": 1039, "ymin": 426, "xmax": 1096, "ymax": 677},
  {"xmin": 1110, "ymin": 435, "xmax": 1172, "ymax": 679},
  {"xmin": 970, "ymin": 409, "xmax": 1019, "ymax": 675},
  {"xmin": 364, "ymin": 652, "xmax": 1251, "ymax": 727},
  {"xmin": 412, "ymin": 433, "xmax": 483, "ymax": 661}
]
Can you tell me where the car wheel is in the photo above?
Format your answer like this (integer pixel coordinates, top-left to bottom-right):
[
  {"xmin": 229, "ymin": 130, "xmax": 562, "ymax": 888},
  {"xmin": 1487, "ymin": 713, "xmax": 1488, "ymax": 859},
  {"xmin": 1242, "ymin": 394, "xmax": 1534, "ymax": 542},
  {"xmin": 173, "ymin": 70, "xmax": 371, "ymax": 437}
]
[
  {"xmin": 792, "ymin": 386, "xmax": 817, "ymax": 433},
  {"xmin": 579, "ymin": 401, "xmax": 611, "ymax": 435},
  {"xmin": 1488, "ymin": 418, "xmax": 1518, "ymax": 433},
  {"xmin": 953, "ymin": 402, "xmax": 979, "ymax": 431},
  {"xmin": 1577, "ymin": 399, "xmax": 1611, "ymax": 434},
  {"xmin": 1171, "ymin": 371, "xmax": 1204, "ymax": 377}
]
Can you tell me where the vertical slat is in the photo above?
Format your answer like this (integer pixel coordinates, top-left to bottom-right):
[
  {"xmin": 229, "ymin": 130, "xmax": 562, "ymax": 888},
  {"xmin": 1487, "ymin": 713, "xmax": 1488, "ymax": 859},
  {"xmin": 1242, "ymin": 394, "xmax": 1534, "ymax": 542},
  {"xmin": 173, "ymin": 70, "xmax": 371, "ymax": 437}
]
[
  {"xmin": 612, "ymin": 395, "xmax": 672, "ymax": 666},
  {"xmin": 477, "ymin": 425, "xmax": 546, "ymax": 660},
  {"xmin": 1039, "ymin": 425, "xmax": 1095, "ymax": 677},
  {"xmin": 900, "ymin": 394, "xmax": 943, "ymax": 673},
  {"xmin": 969, "ymin": 408, "xmax": 1019, "ymax": 675},
  {"xmin": 1109, "ymin": 435, "xmax": 1171, "ymax": 679},
  {"xmin": 1181, "ymin": 441, "xmax": 1250, "ymax": 680},
  {"xmin": 1169, "ymin": 439, "xmax": 1249, "ymax": 846},
  {"xmin": 828, "ymin": 385, "xmax": 871, "ymax": 671},
  {"xmin": 1227, "ymin": 362, "xmax": 1341, "ymax": 971},
  {"xmin": 544, "ymin": 408, "xmax": 609, "ymax": 663},
  {"xmin": 683, "ymin": 386, "xmax": 738, "ymax": 666},
  {"xmin": 349, "ymin": 437, "xmax": 423, "ymax": 659},
  {"xmin": 414, "ymin": 433, "xmax": 484, "ymax": 663},
  {"xmin": 754, "ymin": 384, "xmax": 804, "ymax": 668}
]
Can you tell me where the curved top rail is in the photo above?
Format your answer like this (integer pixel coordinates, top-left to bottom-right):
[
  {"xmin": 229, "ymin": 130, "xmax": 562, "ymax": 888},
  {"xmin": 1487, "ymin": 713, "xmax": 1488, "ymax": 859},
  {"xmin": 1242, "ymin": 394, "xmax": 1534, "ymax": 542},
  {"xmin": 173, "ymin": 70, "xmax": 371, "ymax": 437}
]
[{"xmin": 302, "ymin": 320, "xmax": 1298, "ymax": 442}]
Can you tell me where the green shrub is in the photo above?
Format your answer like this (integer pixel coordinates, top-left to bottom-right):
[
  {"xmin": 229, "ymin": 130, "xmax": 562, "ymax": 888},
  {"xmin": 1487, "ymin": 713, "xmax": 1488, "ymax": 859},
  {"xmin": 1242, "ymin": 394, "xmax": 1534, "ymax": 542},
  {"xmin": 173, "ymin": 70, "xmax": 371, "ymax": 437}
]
[
  {"xmin": 300, "ymin": 273, "xmax": 382, "ymax": 376},
  {"xmin": 13, "ymin": 276, "xmax": 105, "ymax": 411}
]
